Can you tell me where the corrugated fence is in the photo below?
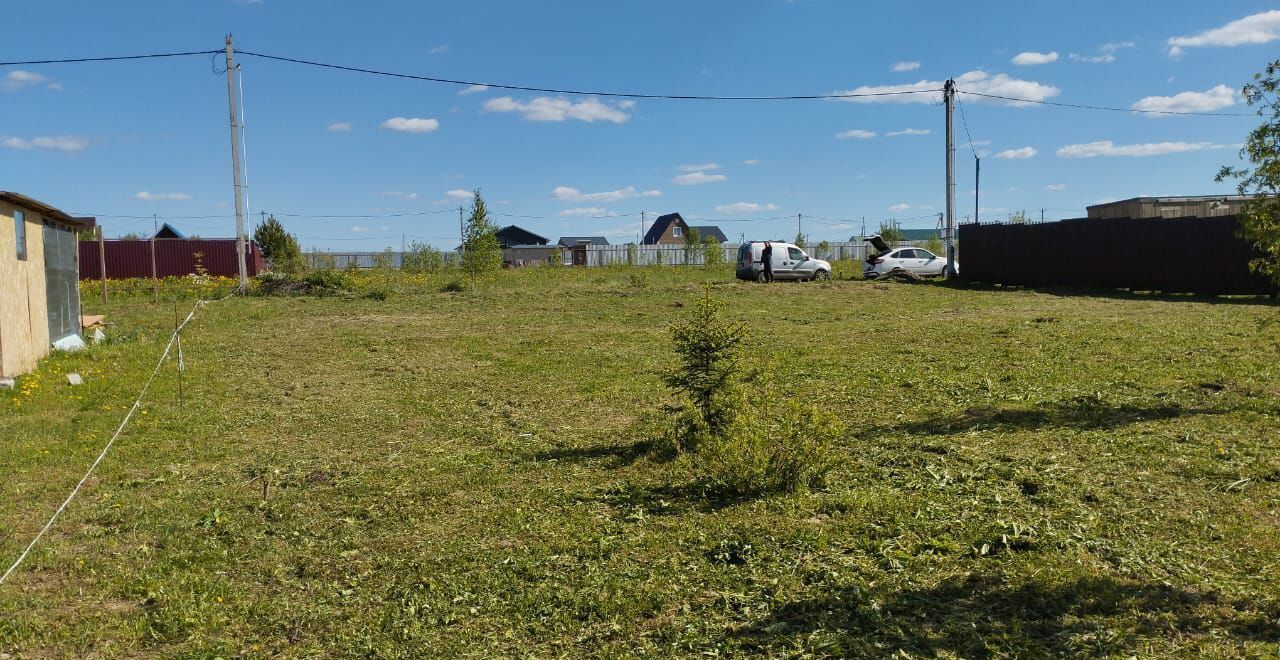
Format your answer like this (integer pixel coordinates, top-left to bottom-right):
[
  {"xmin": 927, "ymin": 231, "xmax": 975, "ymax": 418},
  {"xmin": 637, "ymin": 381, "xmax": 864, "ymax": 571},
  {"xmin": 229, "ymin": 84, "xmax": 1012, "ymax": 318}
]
[
  {"xmin": 958, "ymin": 215, "xmax": 1276, "ymax": 295},
  {"xmin": 80, "ymin": 239, "xmax": 266, "ymax": 280}
]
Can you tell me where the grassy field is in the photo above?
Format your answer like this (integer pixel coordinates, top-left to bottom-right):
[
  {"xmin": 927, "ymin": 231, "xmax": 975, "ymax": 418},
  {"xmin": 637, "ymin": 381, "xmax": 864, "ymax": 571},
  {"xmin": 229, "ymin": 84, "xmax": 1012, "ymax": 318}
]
[{"xmin": 1, "ymin": 267, "xmax": 1278, "ymax": 658}]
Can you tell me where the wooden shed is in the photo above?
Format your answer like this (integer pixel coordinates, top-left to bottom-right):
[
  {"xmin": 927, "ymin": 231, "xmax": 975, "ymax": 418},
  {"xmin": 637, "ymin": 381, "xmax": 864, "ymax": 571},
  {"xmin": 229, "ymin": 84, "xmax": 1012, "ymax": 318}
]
[{"xmin": 0, "ymin": 192, "xmax": 94, "ymax": 379}]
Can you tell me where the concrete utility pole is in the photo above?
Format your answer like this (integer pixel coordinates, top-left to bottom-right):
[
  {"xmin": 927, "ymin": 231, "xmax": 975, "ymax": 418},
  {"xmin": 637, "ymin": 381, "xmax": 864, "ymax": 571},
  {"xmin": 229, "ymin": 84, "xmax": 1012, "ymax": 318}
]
[
  {"xmin": 796, "ymin": 213, "xmax": 802, "ymax": 242},
  {"xmin": 860, "ymin": 216, "xmax": 865, "ymax": 238},
  {"xmin": 458, "ymin": 206, "xmax": 465, "ymax": 256},
  {"xmin": 1040, "ymin": 208, "xmax": 1046, "ymax": 223},
  {"xmin": 640, "ymin": 211, "xmax": 646, "ymax": 245},
  {"xmin": 943, "ymin": 78, "xmax": 957, "ymax": 278},
  {"xmin": 225, "ymin": 35, "xmax": 248, "ymax": 293}
]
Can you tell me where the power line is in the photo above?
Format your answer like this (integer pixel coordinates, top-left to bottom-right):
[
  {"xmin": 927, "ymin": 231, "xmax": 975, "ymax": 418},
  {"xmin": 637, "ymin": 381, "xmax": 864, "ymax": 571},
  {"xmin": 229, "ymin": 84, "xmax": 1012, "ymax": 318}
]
[
  {"xmin": 956, "ymin": 95, "xmax": 978, "ymax": 159},
  {"xmin": 237, "ymin": 50, "xmax": 942, "ymax": 101},
  {"xmin": 0, "ymin": 50, "xmax": 220, "ymax": 66},
  {"xmin": 956, "ymin": 89, "xmax": 1253, "ymax": 117}
]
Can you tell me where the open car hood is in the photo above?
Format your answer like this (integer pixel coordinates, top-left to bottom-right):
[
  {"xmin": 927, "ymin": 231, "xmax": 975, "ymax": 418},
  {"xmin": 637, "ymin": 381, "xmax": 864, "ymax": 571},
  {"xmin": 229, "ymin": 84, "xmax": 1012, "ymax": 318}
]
[{"xmin": 864, "ymin": 234, "xmax": 892, "ymax": 254}]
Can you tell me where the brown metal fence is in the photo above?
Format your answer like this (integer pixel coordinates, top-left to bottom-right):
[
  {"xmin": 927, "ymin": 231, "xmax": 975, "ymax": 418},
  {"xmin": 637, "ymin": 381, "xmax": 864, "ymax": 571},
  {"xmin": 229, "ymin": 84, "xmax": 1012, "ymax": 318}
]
[
  {"xmin": 958, "ymin": 215, "xmax": 1276, "ymax": 295},
  {"xmin": 79, "ymin": 238, "xmax": 266, "ymax": 280}
]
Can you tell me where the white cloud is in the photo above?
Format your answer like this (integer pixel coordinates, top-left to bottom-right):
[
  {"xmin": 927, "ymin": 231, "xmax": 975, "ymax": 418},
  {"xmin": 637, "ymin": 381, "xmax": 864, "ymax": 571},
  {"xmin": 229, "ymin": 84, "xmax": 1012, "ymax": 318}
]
[
  {"xmin": 1044, "ymin": 183, "xmax": 1068, "ymax": 191},
  {"xmin": 133, "ymin": 191, "xmax": 192, "ymax": 202},
  {"xmin": 836, "ymin": 129, "xmax": 877, "ymax": 139},
  {"xmin": 350, "ymin": 225, "xmax": 370, "ymax": 233},
  {"xmin": 458, "ymin": 84, "xmax": 489, "ymax": 96},
  {"xmin": 715, "ymin": 202, "xmax": 779, "ymax": 214},
  {"xmin": 672, "ymin": 171, "xmax": 728, "ymax": 186},
  {"xmin": 558, "ymin": 207, "xmax": 617, "ymax": 217},
  {"xmin": 1069, "ymin": 41, "xmax": 1134, "ymax": 63},
  {"xmin": 1168, "ymin": 10, "xmax": 1280, "ymax": 56},
  {"xmin": 445, "ymin": 189, "xmax": 473, "ymax": 200},
  {"xmin": 381, "ymin": 117, "xmax": 440, "ymax": 133},
  {"xmin": 0, "ymin": 135, "xmax": 89, "ymax": 152},
  {"xmin": 1011, "ymin": 51, "xmax": 1059, "ymax": 66},
  {"xmin": 1056, "ymin": 140, "xmax": 1228, "ymax": 158},
  {"xmin": 553, "ymin": 186, "xmax": 662, "ymax": 203},
  {"xmin": 888, "ymin": 203, "xmax": 911, "ymax": 213},
  {"xmin": 3, "ymin": 70, "xmax": 51, "ymax": 91},
  {"xmin": 327, "ymin": 121, "xmax": 352, "ymax": 132},
  {"xmin": 677, "ymin": 162, "xmax": 721, "ymax": 172},
  {"xmin": 1131, "ymin": 84, "xmax": 1235, "ymax": 115},
  {"xmin": 891, "ymin": 61, "xmax": 921, "ymax": 72},
  {"xmin": 430, "ymin": 45, "xmax": 449, "ymax": 54},
  {"xmin": 483, "ymin": 96, "xmax": 632, "ymax": 123},
  {"xmin": 887, "ymin": 128, "xmax": 930, "ymax": 137},
  {"xmin": 743, "ymin": 159, "xmax": 760, "ymax": 165},
  {"xmin": 994, "ymin": 146, "xmax": 1037, "ymax": 159},
  {"xmin": 832, "ymin": 70, "xmax": 1059, "ymax": 105},
  {"xmin": 381, "ymin": 191, "xmax": 419, "ymax": 200}
]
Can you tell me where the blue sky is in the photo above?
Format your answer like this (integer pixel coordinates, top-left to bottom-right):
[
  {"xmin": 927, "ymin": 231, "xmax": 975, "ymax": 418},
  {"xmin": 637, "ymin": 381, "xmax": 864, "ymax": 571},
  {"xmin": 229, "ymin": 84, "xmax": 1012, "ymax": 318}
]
[{"xmin": 3, "ymin": 1, "xmax": 1278, "ymax": 250}]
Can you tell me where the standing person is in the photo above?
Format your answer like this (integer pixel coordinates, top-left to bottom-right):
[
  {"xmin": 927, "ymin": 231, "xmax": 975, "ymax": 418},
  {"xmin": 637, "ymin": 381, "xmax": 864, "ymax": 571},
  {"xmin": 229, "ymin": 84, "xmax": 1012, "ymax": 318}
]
[{"xmin": 761, "ymin": 241, "xmax": 774, "ymax": 282}]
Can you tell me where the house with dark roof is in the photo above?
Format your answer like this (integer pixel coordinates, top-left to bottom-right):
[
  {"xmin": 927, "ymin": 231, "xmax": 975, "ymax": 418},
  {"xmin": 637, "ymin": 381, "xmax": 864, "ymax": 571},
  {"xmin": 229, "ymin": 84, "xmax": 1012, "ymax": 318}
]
[
  {"xmin": 642, "ymin": 213, "xmax": 728, "ymax": 245},
  {"xmin": 557, "ymin": 236, "xmax": 609, "ymax": 247},
  {"xmin": 494, "ymin": 225, "xmax": 549, "ymax": 248},
  {"xmin": 153, "ymin": 222, "xmax": 186, "ymax": 239}
]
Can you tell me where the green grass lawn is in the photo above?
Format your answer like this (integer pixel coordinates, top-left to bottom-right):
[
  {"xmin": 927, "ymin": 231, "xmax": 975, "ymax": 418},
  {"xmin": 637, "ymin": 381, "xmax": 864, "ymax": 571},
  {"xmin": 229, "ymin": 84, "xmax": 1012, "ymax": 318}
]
[{"xmin": 2, "ymin": 268, "xmax": 1278, "ymax": 657}]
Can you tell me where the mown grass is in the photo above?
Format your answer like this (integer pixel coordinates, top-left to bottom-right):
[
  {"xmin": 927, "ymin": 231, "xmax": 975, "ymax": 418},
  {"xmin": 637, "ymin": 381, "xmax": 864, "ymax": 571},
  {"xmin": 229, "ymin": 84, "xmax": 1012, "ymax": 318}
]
[{"xmin": 1, "ymin": 267, "xmax": 1278, "ymax": 657}]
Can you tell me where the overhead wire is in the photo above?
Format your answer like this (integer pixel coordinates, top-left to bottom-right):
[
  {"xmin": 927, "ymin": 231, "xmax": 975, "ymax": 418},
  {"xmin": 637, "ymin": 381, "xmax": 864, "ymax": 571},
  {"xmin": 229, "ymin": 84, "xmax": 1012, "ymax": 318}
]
[
  {"xmin": 236, "ymin": 50, "xmax": 941, "ymax": 101},
  {"xmin": 955, "ymin": 90, "xmax": 1253, "ymax": 117},
  {"xmin": 0, "ymin": 50, "xmax": 221, "ymax": 66}
]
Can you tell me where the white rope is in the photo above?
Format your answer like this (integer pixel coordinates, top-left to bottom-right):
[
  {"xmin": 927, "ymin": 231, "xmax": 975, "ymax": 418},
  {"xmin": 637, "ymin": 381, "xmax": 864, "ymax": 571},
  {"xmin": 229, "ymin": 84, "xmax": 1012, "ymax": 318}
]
[{"xmin": 0, "ymin": 299, "xmax": 209, "ymax": 585}]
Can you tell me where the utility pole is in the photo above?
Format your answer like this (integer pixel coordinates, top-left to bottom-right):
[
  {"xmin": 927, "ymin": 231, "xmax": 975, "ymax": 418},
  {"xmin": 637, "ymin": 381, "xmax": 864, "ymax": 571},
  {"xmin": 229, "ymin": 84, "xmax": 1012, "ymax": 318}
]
[
  {"xmin": 641, "ymin": 211, "xmax": 646, "ymax": 245},
  {"xmin": 153, "ymin": 213, "xmax": 158, "ymax": 237},
  {"xmin": 225, "ymin": 35, "xmax": 248, "ymax": 293},
  {"xmin": 860, "ymin": 216, "xmax": 865, "ymax": 238},
  {"xmin": 974, "ymin": 157, "xmax": 980, "ymax": 225},
  {"xmin": 1040, "ymin": 208, "xmax": 1045, "ymax": 223},
  {"xmin": 458, "ymin": 206, "xmax": 465, "ymax": 256},
  {"xmin": 943, "ymin": 78, "xmax": 956, "ymax": 278},
  {"xmin": 796, "ymin": 213, "xmax": 802, "ymax": 242}
]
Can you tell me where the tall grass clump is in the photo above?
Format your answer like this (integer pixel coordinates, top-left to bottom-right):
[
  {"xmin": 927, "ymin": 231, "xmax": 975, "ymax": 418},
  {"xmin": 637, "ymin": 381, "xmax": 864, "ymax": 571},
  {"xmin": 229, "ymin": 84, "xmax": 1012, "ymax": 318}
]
[{"xmin": 661, "ymin": 286, "xmax": 841, "ymax": 495}]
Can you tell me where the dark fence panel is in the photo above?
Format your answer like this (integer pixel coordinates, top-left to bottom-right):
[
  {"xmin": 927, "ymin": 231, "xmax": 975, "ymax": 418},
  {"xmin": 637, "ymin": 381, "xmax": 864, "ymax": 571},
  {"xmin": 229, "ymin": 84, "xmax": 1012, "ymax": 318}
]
[
  {"xmin": 79, "ymin": 239, "xmax": 266, "ymax": 280},
  {"xmin": 958, "ymin": 215, "xmax": 1276, "ymax": 295}
]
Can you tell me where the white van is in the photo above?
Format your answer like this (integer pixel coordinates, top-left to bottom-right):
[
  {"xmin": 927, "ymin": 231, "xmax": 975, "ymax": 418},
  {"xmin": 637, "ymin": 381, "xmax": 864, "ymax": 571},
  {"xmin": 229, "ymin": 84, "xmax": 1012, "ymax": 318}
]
[{"xmin": 735, "ymin": 242, "xmax": 832, "ymax": 282}]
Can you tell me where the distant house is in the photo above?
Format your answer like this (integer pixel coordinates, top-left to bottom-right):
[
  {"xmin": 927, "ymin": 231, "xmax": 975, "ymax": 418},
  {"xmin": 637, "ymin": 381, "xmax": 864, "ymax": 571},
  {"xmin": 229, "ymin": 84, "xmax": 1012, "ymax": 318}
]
[
  {"xmin": 1, "ymin": 192, "xmax": 95, "ymax": 378},
  {"xmin": 642, "ymin": 213, "xmax": 727, "ymax": 245},
  {"xmin": 557, "ymin": 236, "xmax": 609, "ymax": 247},
  {"xmin": 494, "ymin": 225, "xmax": 549, "ymax": 248},
  {"xmin": 1086, "ymin": 195, "xmax": 1269, "ymax": 221},
  {"xmin": 899, "ymin": 229, "xmax": 941, "ymax": 241},
  {"xmin": 153, "ymin": 222, "xmax": 186, "ymax": 239}
]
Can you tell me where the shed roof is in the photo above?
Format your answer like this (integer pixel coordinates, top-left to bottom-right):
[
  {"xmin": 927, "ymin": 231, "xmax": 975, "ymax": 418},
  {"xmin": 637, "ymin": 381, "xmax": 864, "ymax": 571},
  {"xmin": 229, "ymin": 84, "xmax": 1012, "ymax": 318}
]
[
  {"xmin": 495, "ymin": 225, "xmax": 549, "ymax": 246},
  {"xmin": 0, "ymin": 191, "xmax": 95, "ymax": 230},
  {"xmin": 153, "ymin": 222, "xmax": 186, "ymax": 239},
  {"xmin": 557, "ymin": 236, "xmax": 609, "ymax": 247},
  {"xmin": 689, "ymin": 225, "xmax": 728, "ymax": 243}
]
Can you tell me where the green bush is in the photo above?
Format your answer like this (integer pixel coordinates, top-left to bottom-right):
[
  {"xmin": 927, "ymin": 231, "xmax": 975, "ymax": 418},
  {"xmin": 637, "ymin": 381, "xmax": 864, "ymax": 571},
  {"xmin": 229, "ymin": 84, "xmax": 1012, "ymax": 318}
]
[
  {"xmin": 304, "ymin": 270, "xmax": 353, "ymax": 293},
  {"xmin": 697, "ymin": 396, "xmax": 843, "ymax": 496},
  {"xmin": 660, "ymin": 287, "xmax": 841, "ymax": 496},
  {"xmin": 439, "ymin": 279, "xmax": 466, "ymax": 293}
]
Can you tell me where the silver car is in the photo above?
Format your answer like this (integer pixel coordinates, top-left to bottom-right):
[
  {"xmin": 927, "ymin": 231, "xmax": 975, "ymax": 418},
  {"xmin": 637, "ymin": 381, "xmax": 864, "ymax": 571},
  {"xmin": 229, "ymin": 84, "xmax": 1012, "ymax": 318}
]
[{"xmin": 863, "ymin": 235, "xmax": 957, "ymax": 278}]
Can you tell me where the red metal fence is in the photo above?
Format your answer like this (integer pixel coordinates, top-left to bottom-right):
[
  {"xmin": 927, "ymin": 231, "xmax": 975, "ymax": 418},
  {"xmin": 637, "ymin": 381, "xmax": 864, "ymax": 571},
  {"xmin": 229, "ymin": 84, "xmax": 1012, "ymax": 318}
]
[
  {"xmin": 958, "ymin": 215, "xmax": 1277, "ymax": 295},
  {"xmin": 79, "ymin": 238, "xmax": 266, "ymax": 280}
]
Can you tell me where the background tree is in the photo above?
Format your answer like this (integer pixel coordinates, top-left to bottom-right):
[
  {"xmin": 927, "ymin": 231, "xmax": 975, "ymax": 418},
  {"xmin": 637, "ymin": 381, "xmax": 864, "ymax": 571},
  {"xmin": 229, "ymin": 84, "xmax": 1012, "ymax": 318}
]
[
  {"xmin": 702, "ymin": 234, "xmax": 724, "ymax": 267},
  {"xmin": 461, "ymin": 189, "xmax": 501, "ymax": 282},
  {"xmin": 1010, "ymin": 210, "xmax": 1029, "ymax": 225},
  {"xmin": 875, "ymin": 220, "xmax": 904, "ymax": 245},
  {"xmin": 1218, "ymin": 60, "xmax": 1280, "ymax": 288},
  {"xmin": 682, "ymin": 227, "xmax": 702, "ymax": 264},
  {"xmin": 253, "ymin": 214, "xmax": 303, "ymax": 273},
  {"xmin": 793, "ymin": 232, "xmax": 807, "ymax": 248}
]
